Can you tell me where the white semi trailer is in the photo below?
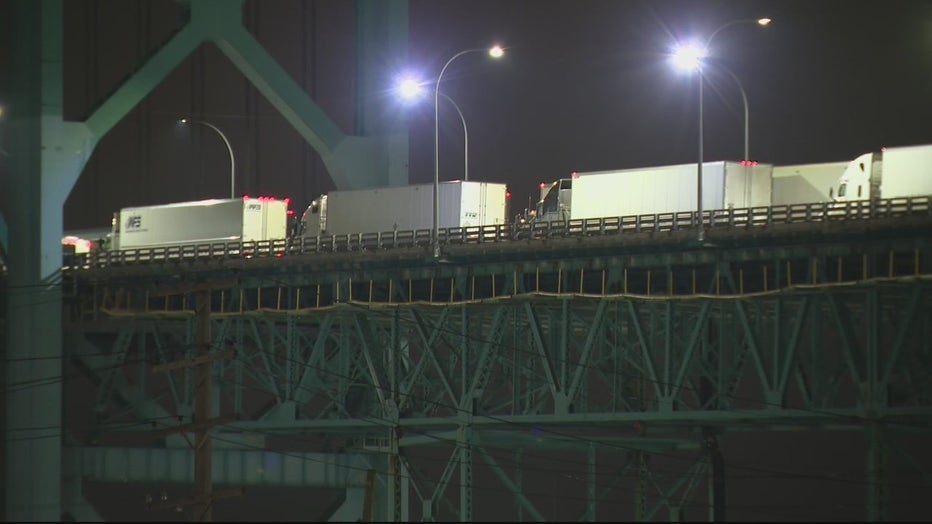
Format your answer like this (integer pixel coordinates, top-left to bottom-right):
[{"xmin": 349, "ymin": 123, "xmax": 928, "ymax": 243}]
[
  {"xmin": 299, "ymin": 180, "xmax": 509, "ymax": 237},
  {"xmin": 535, "ymin": 161, "xmax": 773, "ymax": 223},
  {"xmin": 109, "ymin": 196, "xmax": 290, "ymax": 251},
  {"xmin": 832, "ymin": 144, "xmax": 932, "ymax": 202},
  {"xmin": 772, "ymin": 161, "xmax": 848, "ymax": 205}
]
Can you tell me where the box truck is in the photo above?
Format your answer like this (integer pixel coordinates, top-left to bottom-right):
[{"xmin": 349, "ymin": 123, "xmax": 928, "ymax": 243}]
[
  {"xmin": 109, "ymin": 196, "xmax": 289, "ymax": 251},
  {"xmin": 298, "ymin": 180, "xmax": 508, "ymax": 237},
  {"xmin": 535, "ymin": 161, "xmax": 773, "ymax": 223},
  {"xmin": 832, "ymin": 144, "xmax": 932, "ymax": 202}
]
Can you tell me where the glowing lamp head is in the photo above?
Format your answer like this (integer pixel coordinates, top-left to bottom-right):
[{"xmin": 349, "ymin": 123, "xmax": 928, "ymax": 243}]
[
  {"xmin": 671, "ymin": 42, "xmax": 706, "ymax": 72},
  {"xmin": 396, "ymin": 77, "xmax": 424, "ymax": 101},
  {"xmin": 757, "ymin": 17, "xmax": 772, "ymax": 26},
  {"xmin": 488, "ymin": 45, "xmax": 505, "ymax": 58}
]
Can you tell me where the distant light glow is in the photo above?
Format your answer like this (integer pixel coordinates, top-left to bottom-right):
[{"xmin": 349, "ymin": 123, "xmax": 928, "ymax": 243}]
[
  {"xmin": 396, "ymin": 77, "xmax": 424, "ymax": 100},
  {"xmin": 758, "ymin": 17, "xmax": 772, "ymax": 26},
  {"xmin": 571, "ymin": 171, "xmax": 579, "ymax": 179},
  {"xmin": 671, "ymin": 42, "xmax": 706, "ymax": 72},
  {"xmin": 489, "ymin": 45, "xmax": 505, "ymax": 58}
]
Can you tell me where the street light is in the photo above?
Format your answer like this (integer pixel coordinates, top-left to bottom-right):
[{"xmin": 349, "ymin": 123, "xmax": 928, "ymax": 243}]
[
  {"xmin": 705, "ymin": 17, "xmax": 768, "ymax": 162},
  {"xmin": 439, "ymin": 92, "xmax": 469, "ymax": 181},
  {"xmin": 179, "ymin": 118, "xmax": 236, "ymax": 199},
  {"xmin": 432, "ymin": 45, "xmax": 504, "ymax": 258},
  {"xmin": 671, "ymin": 18, "xmax": 770, "ymax": 242},
  {"xmin": 396, "ymin": 81, "xmax": 471, "ymax": 182}
]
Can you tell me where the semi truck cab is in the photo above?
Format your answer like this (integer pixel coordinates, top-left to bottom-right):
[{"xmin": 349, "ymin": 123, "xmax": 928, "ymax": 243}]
[
  {"xmin": 536, "ymin": 178, "xmax": 573, "ymax": 223},
  {"xmin": 832, "ymin": 152, "xmax": 875, "ymax": 202},
  {"xmin": 298, "ymin": 195, "xmax": 328, "ymax": 237}
]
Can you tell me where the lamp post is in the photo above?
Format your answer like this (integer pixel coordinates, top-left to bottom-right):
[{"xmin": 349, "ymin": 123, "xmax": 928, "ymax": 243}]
[
  {"xmin": 432, "ymin": 45, "xmax": 504, "ymax": 258},
  {"xmin": 722, "ymin": 66, "xmax": 750, "ymax": 163},
  {"xmin": 704, "ymin": 18, "xmax": 769, "ymax": 162},
  {"xmin": 180, "ymin": 118, "xmax": 236, "ymax": 199},
  {"xmin": 438, "ymin": 92, "xmax": 469, "ymax": 181},
  {"xmin": 671, "ymin": 17, "xmax": 770, "ymax": 242}
]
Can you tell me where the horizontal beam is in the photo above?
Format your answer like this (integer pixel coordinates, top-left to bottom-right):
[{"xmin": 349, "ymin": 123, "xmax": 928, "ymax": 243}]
[
  {"xmin": 74, "ymin": 445, "xmax": 370, "ymax": 487},
  {"xmin": 219, "ymin": 406, "xmax": 932, "ymax": 435}
]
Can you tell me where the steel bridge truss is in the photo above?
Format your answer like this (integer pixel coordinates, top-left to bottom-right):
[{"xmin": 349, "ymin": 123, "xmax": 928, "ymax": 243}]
[{"xmin": 67, "ymin": 228, "xmax": 932, "ymax": 521}]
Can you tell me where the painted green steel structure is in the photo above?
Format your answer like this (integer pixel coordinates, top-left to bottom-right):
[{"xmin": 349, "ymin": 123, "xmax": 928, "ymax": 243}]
[
  {"xmin": 5, "ymin": 0, "xmax": 932, "ymax": 521},
  {"xmin": 3, "ymin": 0, "xmax": 407, "ymax": 520},
  {"xmin": 61, "ymin": 219, "xmax": 932, "ymax": 521}
]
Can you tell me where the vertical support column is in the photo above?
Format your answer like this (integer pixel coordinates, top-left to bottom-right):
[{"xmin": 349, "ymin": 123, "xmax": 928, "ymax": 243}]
[
  {"xmin": 387, "ymin": 428, "xmax": 400, "ymax": 522},
  {"xmin": 865, "ymin": 287, "xmax": 887, "ymax": 522},
  {"xmin": 634, "ymin": 450, "xmax": 649, "ymax": 522},
  {"xmin": 387, "ymin": 310, "xmax": 402, "ymax": 522},
  {"xmin": 458, "ymin": 424, "xmax": 473, "ymax": 522},
  {"xmin": 353, "ymin": 0, "xmax": 410, "ymax": 187},
  {"xmin": 5, "ymin": 1, "xmax": 92, "ymax": 519},
  {"xmin": 515, "ymin": 449, "xmax": 523, "ymax": 522},
  {"xmin": 865, "ymin": 421, "xmax": 888, "ymax": 521},
  {"xmin": 585, "ymin": 442, "xmax": 597, "ymax": 521},
  {"xmin": 234, "ymin": 319, "xmax": 244, "ymax": 416},
  {"xmin": 705, "ymin": 429, "xmax": 726, "ymax": 522},
  {"xmin": 459, "ymin": 304, "xmax": 473, "ymax": 521},
  {"xmin": 193, "ymin": 289, "xmax": 213, "ymax": 521}
]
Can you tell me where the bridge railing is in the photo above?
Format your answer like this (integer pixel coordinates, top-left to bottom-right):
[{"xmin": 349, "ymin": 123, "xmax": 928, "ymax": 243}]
[{"xmin": 72, "ymin": 196, "xmax": 931, "ymax": 270}]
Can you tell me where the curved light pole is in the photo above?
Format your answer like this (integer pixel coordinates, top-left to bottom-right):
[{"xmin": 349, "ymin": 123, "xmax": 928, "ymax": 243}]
[
  {"xmin": 671, "ymin": 17, "xmax": 770, "ymax": 242},
  {"xmin": 704, "ymin": 17, "xmax": 768, "ymax": 162},
  {"xmin": 180, "ymin": 118, "xmax": 236, "ymax": 199},
  {"xmin": 438, "ymin": 92, "xmax": 469, "ymax": 181},
  {"xmin": 704, "ymin": 18, "xmax": 771, "ymax": 51},
  {"xmin": 433, "ymin": 45, "xmax": 504, "ymax": 258}
]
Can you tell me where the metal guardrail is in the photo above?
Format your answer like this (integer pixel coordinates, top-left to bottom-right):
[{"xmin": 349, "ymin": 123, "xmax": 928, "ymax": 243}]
[{"xmin": 68, "ymin": 197, "xmax": 932, "ymax": 270}]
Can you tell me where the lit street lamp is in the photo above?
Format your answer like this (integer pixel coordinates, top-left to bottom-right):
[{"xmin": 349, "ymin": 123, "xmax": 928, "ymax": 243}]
[
  {"xmin": 432, "ymin": 45, "xmax": 504, "ymax": 258},
  {"xmin": 180, "ymin": 118, "xmax": 236, "ymax": 199},
  {"xmin": 439, "ymin": 92, "xmax": 469, "ymax": 181},
  {"xmin": 671, "ymin": 18, "xmax": 770, "ymax": 242},
  {"xmin": 397, "ymin": 81, "xmax": 471, "ymax": 183}
]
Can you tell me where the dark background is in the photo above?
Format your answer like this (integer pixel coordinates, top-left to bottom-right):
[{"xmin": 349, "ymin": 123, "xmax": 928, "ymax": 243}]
[
  {"xmin": 1, "ymin": 0, "xmax": 931, "ymax": 521},
  {"xmin": 3, "ymin": 0, "xmax": 931, "ymax": 231}
]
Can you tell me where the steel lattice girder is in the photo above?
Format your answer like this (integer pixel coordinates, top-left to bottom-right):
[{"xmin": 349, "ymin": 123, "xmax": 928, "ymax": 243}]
[{"xmin": 71, "ymin": 278, "xmax": 932, "ymax": 520}]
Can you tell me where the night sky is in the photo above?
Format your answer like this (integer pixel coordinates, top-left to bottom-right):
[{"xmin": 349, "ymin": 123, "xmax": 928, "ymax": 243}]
[
  {"xmin": 3, "ymin": 0, "xmax": 931, "ymax": 230},
  {"xmin": 2, "ymin": 0, "xmax": 932, "ymax": 521},
  {"xmin": 404, "ymin": 0, "xmax": 932, "ymax": 210}
]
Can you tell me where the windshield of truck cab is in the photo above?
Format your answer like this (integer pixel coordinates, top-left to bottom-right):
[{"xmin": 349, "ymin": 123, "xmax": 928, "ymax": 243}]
[{"xmin": 538, "ymin": 180, "xmax": 569, "ymax": 216}]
